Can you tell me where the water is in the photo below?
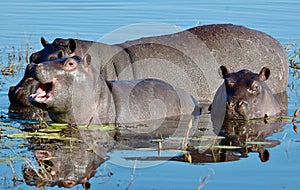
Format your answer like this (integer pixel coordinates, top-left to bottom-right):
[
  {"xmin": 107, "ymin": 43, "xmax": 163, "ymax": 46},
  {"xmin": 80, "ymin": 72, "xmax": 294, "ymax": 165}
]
[{"xmin": 0, "ymin": 0, "xmax": 300, "ymax": 189}]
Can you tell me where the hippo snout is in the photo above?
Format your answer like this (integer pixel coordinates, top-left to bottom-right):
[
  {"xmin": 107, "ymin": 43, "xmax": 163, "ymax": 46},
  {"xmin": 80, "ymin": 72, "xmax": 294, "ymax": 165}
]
[
  {"xmin": 237, "ymin": 101, "xmax": 249, "ymax": 116},
  {"xmin": 226, "ymin": 100, "xmax": 250, "ymax": 120},
  {"xmin": 30, "ymin": 63, "xmax": 54, "ymax": 84}
]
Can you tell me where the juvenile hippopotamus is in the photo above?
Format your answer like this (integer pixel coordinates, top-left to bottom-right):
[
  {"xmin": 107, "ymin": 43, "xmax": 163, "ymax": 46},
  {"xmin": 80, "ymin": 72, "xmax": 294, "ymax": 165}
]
[
  {"xmin": 28, "ymin": 56, "xmax": 200, "ymax": 124},
  {"xmin": 9, "ymin": 24, "xmax": 288, "ymax": 110},
  {"xmin": 212, "ymin": 66, "xmax": 281, "ymax": 120}
]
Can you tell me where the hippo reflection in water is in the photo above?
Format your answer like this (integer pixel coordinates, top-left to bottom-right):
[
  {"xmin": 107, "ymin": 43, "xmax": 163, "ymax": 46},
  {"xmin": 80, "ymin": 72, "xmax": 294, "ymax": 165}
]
[
  {"xmin": 211, "ymin": 66, "xmax": 282, "ymax": 120},
  {"xmin": 20, "ymin": 114, "xmax": 284, "ymax": 189},
  {"xmin": 28, "ymin": 55, "xmax": 200, "ymax": 124},
  {"xmin": 9, "ymin": 24, "xmax": 288, "ymax": 112}
]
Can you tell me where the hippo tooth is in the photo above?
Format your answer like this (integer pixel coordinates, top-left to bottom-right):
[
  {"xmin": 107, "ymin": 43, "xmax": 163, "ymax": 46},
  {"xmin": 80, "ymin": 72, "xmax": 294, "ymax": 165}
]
[
  {"xmin": 36, "ymin": 90, "xmax": 47, "ymax": 98},
  {"xmin": 29, "ymin": 87, "xmax": 47, "ymax": 100}
]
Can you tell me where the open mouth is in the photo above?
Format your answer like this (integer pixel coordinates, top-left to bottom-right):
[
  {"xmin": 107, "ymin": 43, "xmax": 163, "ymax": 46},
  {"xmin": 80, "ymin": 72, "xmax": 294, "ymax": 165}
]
[{"xmin": 29, "ymin": 81, "xmax": 54, "ymax": 103}]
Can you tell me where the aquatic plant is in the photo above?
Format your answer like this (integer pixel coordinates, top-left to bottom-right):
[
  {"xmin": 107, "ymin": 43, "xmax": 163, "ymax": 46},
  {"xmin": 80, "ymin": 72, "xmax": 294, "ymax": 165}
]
[
  {"xmin": 0, "ymin": 43, "xmax": 33, "ymax": 76},
  {"xmin": 0, "ymin": 39, "xmax": 34, "ymax": 89},
  {"xmin": 285, "ymin": 42, "xmax": 300, "ymax": 70}
]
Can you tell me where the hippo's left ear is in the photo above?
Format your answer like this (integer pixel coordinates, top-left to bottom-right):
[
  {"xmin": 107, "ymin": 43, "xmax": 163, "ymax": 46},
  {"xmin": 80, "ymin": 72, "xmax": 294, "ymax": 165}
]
[
  {"xmin": 82, "ymin": 54, "xmax": 92, "ymax": 67},
  {"xmin": 259, "ymin": 67, "xmax": 270, "ymax": 81},
  {"xmin": 41, "ymin": 37, "xmax": 49, "ymax": 47},
  {"xmin": 67, "ymin": 39, "xmax": 76, "ymax": 54},
  {"xmin": 219, "ymin": 66, "xmax": 230, "ymax": 79}
]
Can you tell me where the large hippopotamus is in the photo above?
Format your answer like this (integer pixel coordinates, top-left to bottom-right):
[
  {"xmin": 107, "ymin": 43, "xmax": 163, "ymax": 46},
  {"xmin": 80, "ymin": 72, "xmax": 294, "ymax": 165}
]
[
  {"xmin": 211, "ymin": 66, "xmax": 282, "ymax": 120},
  {"xmin": 28, "ymin": 56, "xmax": 200, "ymax": 124},
  {"xmin": 9, "ymin": 24, "xmax": 288, "ymax": 110}
]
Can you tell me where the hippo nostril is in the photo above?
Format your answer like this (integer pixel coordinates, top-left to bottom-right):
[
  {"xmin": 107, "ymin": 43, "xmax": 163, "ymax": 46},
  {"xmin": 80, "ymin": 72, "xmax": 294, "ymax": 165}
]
[
  {"xmin": 29, "ymin": 53, "xmax": 39, "ymax": 63},
  {"xmin": 57, "ymin": 51, "xmax": 63, "ymax": 58},
  {"xmin": 237, "ymin": 101, "xmax": 249, "ymax": 117}
]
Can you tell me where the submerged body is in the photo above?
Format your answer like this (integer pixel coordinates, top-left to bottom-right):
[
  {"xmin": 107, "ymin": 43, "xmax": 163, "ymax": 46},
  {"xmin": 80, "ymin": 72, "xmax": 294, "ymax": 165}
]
[{"xmin": 28, "ymin": 56, "xmax": 200, "ymax": 124}]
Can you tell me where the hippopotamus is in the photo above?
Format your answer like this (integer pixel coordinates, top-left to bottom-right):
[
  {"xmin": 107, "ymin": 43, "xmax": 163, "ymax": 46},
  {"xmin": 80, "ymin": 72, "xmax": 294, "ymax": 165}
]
[
  {"xmin": 9, "ymin": 24, "xmax": 288, "ymax": 111},
  {"xmin": 28, "ymin": 55, "xmax": 200, "ymax": 124},
  {"xmin": 211, "ymin": 66, "xmax": 281, "ymax": 120}
]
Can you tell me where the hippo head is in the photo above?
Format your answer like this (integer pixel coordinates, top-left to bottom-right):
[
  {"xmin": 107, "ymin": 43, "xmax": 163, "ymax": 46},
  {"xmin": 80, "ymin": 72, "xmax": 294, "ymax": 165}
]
[
  {"xmin": 219, "ymin": 66, "xmax": 280, "ymax": 120},
  {"xmin": 9, "ymin": 38, "xmax": 79, "ymax": 108},
  {"xmin": 28, "ymin": 55, "xmax": 99, "ymax": 123},
  {"xmin": 30, "ymin": 37, "xmax": 77, "ymax": 63}
]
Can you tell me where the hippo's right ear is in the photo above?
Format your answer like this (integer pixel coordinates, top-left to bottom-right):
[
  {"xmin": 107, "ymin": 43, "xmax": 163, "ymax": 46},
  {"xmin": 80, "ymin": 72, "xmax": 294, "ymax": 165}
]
[
  {"xmin": 219, "ymin": 66, "xmax": 230, "ymax": 79},
  {"xmin": 259, "ymin": 67, "xmax": 270, "ymax": 81},
  {"xmin": 67, "ymin": 39, "xmax": 76, "ymax": 54},
  {"xmin": 82, "ymin": 54, "xmax": 92, "ymax": 67},
  {"xmin": 41, "ymin": 37, "xmax": 49, "ymax": 47}
]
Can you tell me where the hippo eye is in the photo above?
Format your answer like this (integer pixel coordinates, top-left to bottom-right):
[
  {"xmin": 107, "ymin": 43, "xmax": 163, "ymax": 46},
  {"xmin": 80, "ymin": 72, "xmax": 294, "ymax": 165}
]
[
  {"xmin": 248, "ymin": 81, "xmax": 260, "ymax": 94},
  {"xmin": 48, "ymin": 56, "xmax": 57, "ymax": 61}
]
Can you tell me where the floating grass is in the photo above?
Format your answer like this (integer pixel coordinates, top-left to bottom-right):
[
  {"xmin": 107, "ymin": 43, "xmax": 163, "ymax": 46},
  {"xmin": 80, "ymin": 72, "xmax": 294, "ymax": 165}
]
[
  {"xmin": 48, "ymin": 123, "xmax": 69, "ymax": 128},
  {"xmin": 247, "ymin": 116, "xmax": 291, "ymax": 123},
  {"xmin": 37, "ymin": 128, "xmax": 63, "ymax": 133},
  {"xmin": 161, "ymin": 136, "xmax": 225, "ymax": 142},
  {"xmin": 211, "ymin": 145, "xmax": 242, "ymax": 149},
  {"xmin": 246, "ymin": 141, "xmax": 273, "ymax": 145},
  {"xmin": 3, "ymin": 131, "xmax": 79, "ymax": 141},
  {"xmin": 149, "ymin": 139, "xmax": 163, "ymax": 143},
  {"xmin": 76, "ymin": 124, "xmax": 116, "ymax": 131},
  {"xmin": 5, "ymin": 132, "xmax": 32, "ymax": 139},
  {"xmin": 194, "ymin": 145, "xmax": 241, "ymax": 150},
  {"xmin": 167, "ymin": 149, "xmax": 189, "ymax": 154}
]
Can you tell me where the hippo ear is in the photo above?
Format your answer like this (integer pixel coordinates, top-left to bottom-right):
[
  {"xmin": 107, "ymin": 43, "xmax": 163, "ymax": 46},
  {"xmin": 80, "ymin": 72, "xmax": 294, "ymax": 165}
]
[
  {"xmin": 219, "ymin": 66, "xmax": 230, "ymax": 79},
  {"xmin": 259, "ymin": 67, "xmax": 270, "ymax": 81},
  {"xmin": 41, "ymin": 37, "xmax": 49, "ymax": 47},
  {"xmin": 82, "ymin": 54, "xmax": 92, "ymax": 67},
  {"xmin": 67, "ymin": 39, "xmax": 76, "ymax": 54}
]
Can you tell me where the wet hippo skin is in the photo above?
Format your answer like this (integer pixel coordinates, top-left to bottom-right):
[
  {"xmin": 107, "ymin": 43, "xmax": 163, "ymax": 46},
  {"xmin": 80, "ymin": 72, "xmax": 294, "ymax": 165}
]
[
  {"xmin": 9, "ymin": 24, "xmax": 288, "ymax": 109},
  {"xmin": 211, "ymin": 66, "xmax": 281, "ymax": 120},
  {"xmin": 28, "ymin": 56, "xmax": 200, "ymax": 124}
]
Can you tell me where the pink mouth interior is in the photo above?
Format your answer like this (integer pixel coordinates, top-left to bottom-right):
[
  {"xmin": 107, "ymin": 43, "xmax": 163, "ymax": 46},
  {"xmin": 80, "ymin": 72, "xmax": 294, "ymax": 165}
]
[{"xmin": 30, "ymin": 82, "xmax": 53, "ymax": 102}]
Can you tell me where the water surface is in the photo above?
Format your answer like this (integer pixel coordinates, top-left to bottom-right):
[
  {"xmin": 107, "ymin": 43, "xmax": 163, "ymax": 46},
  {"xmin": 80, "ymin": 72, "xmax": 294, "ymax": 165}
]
[{"xmin": 0, "ymin": 0, "xmax": 300, "ymax": 189}]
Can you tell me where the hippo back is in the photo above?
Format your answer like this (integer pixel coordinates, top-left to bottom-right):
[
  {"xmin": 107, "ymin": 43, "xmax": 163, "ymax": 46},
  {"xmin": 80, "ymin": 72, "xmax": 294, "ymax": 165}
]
[{"xmin": 189, "ymin": 24, "xmax": 288, "ymax": 95}]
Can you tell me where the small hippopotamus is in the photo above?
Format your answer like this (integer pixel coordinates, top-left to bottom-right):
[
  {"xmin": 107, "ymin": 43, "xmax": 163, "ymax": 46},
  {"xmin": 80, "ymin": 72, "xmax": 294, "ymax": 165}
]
[
  {"xmin": 212, "ymin": 66, "xmax": 281, "ymax": 120},
  {"xmin": 28, "ymin": 56, "xmax": 200, "ymax": 124}
]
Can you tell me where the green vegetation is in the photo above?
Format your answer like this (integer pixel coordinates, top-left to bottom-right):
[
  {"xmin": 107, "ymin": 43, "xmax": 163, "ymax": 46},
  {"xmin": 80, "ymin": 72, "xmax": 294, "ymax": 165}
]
[
  {"xmin": 0, "ymin": 40, "xmax": 34, "ymax": 88},
  {"xmin": 0, "ymin": 43, "xmax": 33, "ymax": 76},
  {"xmin": 286, "ymin": 42, "xmax": 300, "ymax": 70},
  {"xmin": 1, "ymin": 123, "xmax": 77, "ymax": 141}
]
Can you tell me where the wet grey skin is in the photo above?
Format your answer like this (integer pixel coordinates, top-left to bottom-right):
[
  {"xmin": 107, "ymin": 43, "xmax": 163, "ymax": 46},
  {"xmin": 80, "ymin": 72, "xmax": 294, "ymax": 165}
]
[
  {"xmin": 9, "ymin": 24, "xmax": 288, "ymax": 109},
  {"xmin": 213, "ymin": 66, "xmax": 281, "ymax": 120},
  {"xmin": 28, "ymin": 56, "xmax": 201, "ymax": 124}
]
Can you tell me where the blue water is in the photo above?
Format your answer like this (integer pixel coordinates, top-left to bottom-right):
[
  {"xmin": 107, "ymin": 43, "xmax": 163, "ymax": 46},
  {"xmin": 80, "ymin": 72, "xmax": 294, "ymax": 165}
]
[
  {"xmin": 0, "ymin": 0, "xmax": 300, "ymax": 189},
  {"xmin": 1, "ymin": 0, "xmax": 299, "ymax": 48}
]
